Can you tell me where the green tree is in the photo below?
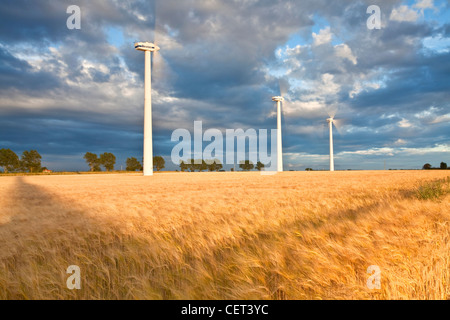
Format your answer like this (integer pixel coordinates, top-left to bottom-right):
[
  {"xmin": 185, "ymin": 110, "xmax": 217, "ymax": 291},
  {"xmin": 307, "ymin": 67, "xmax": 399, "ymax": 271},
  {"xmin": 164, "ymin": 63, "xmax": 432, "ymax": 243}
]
[
  {"xmin": 83, "ymin": 152, "xmax": 101, "ymax": 172},
  {"xmin": 305, "ymin": 168, "xmax": 313, "ymax": 171},
  {"xmin": 197, "ymin": 159, "xmax": 208, "ymax": 172},
  {"xmin": 256, "ymin": 161, "xmax": 265, "ymax": 171},
  {"xmin": 207, "ymin": 159, "xmax": 223, "ymax": 172},
  {"xmin": 239, "ymin": 160, "xmax": 254, "ymax": 171},
  {"xmin": 0, "ymin": 149, "xmax": 20, "ymax": 173},
  {"xmin": 21, "ymin": 150, "xmax": 42, "ymax": 173},
  {"xmin": 100, "ymin": 152, "xmax": 116, "ymax": 171},
  {"xmin": 186, "ymin": 159, "xmax": 195, "ymax": 172},
  {"xmin": 185, "ymin": 159, "xmax": 205, "ymax": 172},
  {"xmin": 153, "ymin": 156, "xmax": 165, "ymax": 171},
  {"xmin": 440, "ymin": 162, "xmax": 448, "ymax": 170},
  {"xmin": 207, "ymin": 161, "xmax": 214, "ymax": 172},
  {"xmin": 126, "ymin": 157, "xmax": 142, "ymax": 171},
  {"xmin": 423, "ymin": 163, "xmax": 432, "ymax": 170},
  {"xmin": 179, "ymin": 160, "xmax": 188, "ymax": 172}
]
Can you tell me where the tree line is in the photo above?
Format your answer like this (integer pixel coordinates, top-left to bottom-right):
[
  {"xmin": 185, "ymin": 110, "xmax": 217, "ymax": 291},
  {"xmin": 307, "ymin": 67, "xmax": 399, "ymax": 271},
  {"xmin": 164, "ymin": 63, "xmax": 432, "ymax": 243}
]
[
  {"xmin": 179, "ymin": 159, "xmax": 223, "ymax": 172},
  {"xmin": 423, "ymin": 162, "xmax": 448, "ymax": 170},
  {"xmin": 236, "ymin": 160, "xmax": 265, "ymax": 171},
  {"xmin": 124, "ymin": 155, "xmax": 165, "ymax": 171},
  {"xmin": 0, "ymin": 149, "xmax": 44, "ymax": 173},
  {"xmin": 178, "ymin": 159, "xmax": 265, "ymax": 172},
  {"xmin": 83, "ymin": 152, "xmax": 165, "ymax": 172},
  {"xmin": 5, "ymin": 148, "xmax": 444, "ymax": 173},
  {"xmin": 0, "ymin": 149, "xmax": 168, "ymax": 173}
]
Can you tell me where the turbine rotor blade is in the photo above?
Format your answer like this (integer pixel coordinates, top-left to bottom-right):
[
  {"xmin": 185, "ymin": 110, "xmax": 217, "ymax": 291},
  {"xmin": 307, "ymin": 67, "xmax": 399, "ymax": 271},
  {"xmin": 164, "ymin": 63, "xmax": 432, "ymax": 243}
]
[
  {"xmin": 325, "ymin": 102, "xmax": 341, "ymax": 119},
  {"xmin": 326, "ymin": 106, "xmax": 337, "ymax": 119},
  {"xmin": 320, "ymin": 122, "xmax": 327, "ymax": 139},
  {"xmin": 153, "ymin": 0, "xmax": 158, "ymax": 43},
  {"xmin": 332, "ymin": 118, "xmax": 345, "ymax": 135},
  {"xmin": 281, "ymin": 98, "xmax": 290, "ymax": 114},
  {"xmin": 152, "ymin": 50, "xmax": 167, "ymax": 83},
  {"xmin": 278, "ymin": 78, "xmax": 289, "ymax": 98}
]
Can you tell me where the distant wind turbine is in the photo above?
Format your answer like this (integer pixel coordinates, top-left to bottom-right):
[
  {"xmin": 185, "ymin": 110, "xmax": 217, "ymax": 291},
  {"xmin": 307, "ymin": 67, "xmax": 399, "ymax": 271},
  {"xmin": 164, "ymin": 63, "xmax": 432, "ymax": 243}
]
[
  {"xmin": 327, "ymin": 117, "xmax": 335, "ymax": 171},
  {"xmin": 326, "ymin": 115, "xmax": 344, "ymax": 172}
]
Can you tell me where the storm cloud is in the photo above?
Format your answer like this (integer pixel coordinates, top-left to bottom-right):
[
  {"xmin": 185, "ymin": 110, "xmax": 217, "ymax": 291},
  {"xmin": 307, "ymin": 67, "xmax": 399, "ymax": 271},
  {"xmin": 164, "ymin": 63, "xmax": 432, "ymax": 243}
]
[{"xmin": 0, "ymin": 0, "xmax": 448, "ymax": 171}]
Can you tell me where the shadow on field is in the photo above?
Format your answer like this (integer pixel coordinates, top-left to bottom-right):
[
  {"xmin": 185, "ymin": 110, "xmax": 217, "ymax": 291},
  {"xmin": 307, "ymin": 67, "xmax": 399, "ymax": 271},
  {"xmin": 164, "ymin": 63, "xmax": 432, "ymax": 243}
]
[
  {"xmin": 0, "ymin": 176, "xmax": 133, "ymax": 299},
  {"xmin": 2, "ymin": 176, "xmax": 94, "ymax": 234}
]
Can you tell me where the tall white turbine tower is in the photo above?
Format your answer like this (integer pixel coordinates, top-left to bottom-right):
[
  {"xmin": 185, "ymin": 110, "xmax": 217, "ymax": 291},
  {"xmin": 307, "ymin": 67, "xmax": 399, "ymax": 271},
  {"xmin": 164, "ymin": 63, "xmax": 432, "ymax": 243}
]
[
  {"xmin": 272, "ymin": 96, "xmax": 284, "ymax": 172},
  {"xmin": 327, "ymin": 117, "xmax": 335, "ymax": 171},
  {"xmin": 135, "ymin": 41, "xmax": 160, "ymax": 176}
]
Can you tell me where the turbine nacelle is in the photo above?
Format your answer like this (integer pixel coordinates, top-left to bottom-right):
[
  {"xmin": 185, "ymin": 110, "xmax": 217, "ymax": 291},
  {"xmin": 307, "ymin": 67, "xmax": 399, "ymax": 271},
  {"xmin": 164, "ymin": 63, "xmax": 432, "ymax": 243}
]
[
  {"xmin": 135, "ymin": 42, "xmax": 160, "ymax": 52},
  {"xmin": 327, "ymin": 117, "xmax": 334, "ymax": 124},
  {"xmin": 272, "ymin": 96, "xmax": 284, "ymax": 103}
]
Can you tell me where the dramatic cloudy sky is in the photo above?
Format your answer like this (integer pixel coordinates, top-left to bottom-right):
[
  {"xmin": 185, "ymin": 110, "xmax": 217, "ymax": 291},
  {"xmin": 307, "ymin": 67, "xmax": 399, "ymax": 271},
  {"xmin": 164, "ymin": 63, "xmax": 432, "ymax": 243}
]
[{"xmin": 0, "ymin": 0, "xmax": 449, "ymax": 171}]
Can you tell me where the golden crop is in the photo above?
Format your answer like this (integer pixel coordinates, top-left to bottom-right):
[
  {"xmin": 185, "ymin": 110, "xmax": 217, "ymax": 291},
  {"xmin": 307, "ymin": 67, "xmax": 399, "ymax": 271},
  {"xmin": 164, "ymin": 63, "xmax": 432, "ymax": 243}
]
[{"xmin": 0, "ymin": 171, "xmax": 449, "ymax": 299}]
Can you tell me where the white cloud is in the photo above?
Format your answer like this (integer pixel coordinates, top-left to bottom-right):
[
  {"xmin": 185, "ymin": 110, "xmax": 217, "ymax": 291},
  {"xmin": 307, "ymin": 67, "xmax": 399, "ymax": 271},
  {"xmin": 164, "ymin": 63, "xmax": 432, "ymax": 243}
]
[
  {"xmin": 282, "ymin": 100, "xmax": 325, "ymax": 118},
  {"xmin": 283, "ymin": 144, "xmax": 450, "ymax": 170},
  {"xmin": 285, "ymin": 44, "xmax": 304, "ymax": 56},
  {"xmin": 390, "ymin": 1, "xmax": 435, "ymax": 23},
  {"xmin": 431, "ymin": 114, "xmax": 450, "ymax": 124},
  {"xmin": 390, "ymin": 5, "xmax": 420, "ymax": 22},
  {"xmin": 393, "ymin": 139, "xmax": 407, "ymax": 146},
  {"xmin": 320, "ymin": 73, "xmax": 340, "ymax": 95},
  {"xmin": 338, "ymin": 144, "xmax": 450, "ymax": 157},
  {"xmin": 415, "ymin": 107, "xmax": 450, "ymax": 124},
  {"xmin": 415, "ymin": 106, "xmax": 440, "ymax": 119},
  {"xmin": 414, "ymin": 0, "xmax": 434, "ymax": 10},
  {"xmin": 339, "ymin": 148, "xmax": 396, "ymax": 156},
  {"xmin": 312, "ymin": 27, "xmax": 332, "ymax": 46},
  {"xmin": 398, "ymin": 118, "xmax": 413, "ymax": 128},
  {"xmin": 401, "ymin": 144, "xmax": 450, "ymax": 155},
  {"xmin": 281, "ymin": 73, "xmax": 342, "ymax": 118},
  {"xmin": 285, "ymin": 152, "xmax": 328, "ymax": 161},
  {"xmin": 334, "ymin": 44, "xmax": 357, "ymax": 65},
  {"xmin": 349, "ymin": 81, "xmax": 380, "ymax": 98}
]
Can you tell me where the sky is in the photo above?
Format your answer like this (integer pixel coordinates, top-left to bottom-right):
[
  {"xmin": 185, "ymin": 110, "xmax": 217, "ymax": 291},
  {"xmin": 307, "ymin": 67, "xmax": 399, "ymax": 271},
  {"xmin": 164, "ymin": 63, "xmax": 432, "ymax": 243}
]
[{"xmin": 0, "ymin": 0, "xmax": 449, "ymax": 171}]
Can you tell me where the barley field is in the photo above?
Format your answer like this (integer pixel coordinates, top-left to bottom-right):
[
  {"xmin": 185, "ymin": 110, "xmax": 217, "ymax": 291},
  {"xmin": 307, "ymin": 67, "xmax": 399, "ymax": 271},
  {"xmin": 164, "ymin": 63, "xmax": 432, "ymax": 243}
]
[{"xmin": 0, "ymin": 171, "xmax": 449, "ymax": 300}]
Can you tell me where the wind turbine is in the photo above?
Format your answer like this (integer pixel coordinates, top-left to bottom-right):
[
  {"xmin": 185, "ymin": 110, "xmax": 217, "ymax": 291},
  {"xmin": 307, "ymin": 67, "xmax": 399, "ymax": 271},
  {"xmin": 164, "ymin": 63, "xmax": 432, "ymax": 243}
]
[
  {"xmin": 135, "ymin": 41, "xmax": 160, "ymax": 176},
  {"xmin": 325, "ymin": 115, "xmax": 343, "ymax": 172},
  {"xmin": 272, "ymin": 96, "xmax": 284, "ymax": 172},
  {"xmin": 327, "ymin": 117, "xmax": 335, "ymax": 171},
  {"xmin": 269, "ymin": 78, "xmax": 294, "ymax": 173}
]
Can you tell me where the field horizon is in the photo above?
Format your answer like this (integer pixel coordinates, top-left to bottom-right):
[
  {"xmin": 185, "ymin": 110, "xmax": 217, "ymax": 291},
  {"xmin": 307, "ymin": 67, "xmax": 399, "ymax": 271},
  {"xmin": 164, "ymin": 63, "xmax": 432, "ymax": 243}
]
[{"xmin": 1, "ymin": 171, "xmax": 449, "ymax": 299}]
